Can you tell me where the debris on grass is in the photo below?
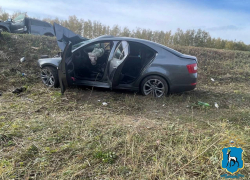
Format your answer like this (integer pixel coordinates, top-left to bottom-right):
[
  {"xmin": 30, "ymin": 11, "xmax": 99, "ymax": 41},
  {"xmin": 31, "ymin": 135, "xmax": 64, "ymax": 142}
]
[
  {"xmin": 12, "ymin": 87, "xmax": 27, "ymax": 94},
  {"xmin": 93, "ymin": 151, "xmax": 117, "ymax": 164},
  {"xmin": 31, "ymin": 46, "xmax": 39, "ymax": 50},
  {"xmin": 21, "ymin": 97, "xmax": 34, "ymax": 102},
  {"xmin": 215, "ymin": 102, "xmax": 219, "ymax": 109},
  {"xmin": 211, "ymin": 78, "xmax": 215, "ymax": 81},
  {"xmin": 156, "ymin": 140, "xmax": 160, "ymax": 145},
  {"xmin": 102, "ymin": 102, "xmax": 108, "ymax": 106},
  {"xmin": 198, "ymin": 101, "xmax": 210, "ymax": 107},
  {"xmin": 20, "ymin": 57, "xmax": 25, "ymax": 63},
  {"xmin": 187, "ymin": 101, "xmax": 211, "ymax": 108}
]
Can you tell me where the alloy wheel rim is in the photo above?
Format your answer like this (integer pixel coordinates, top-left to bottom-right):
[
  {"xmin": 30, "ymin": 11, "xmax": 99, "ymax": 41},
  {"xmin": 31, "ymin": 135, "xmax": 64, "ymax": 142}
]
[
  {"xmin": 143, "ymin": 79, "xmax": 165, "ymax": 97},
  {"xmin": 41, "ymin": 69, "xmax": 55, "ymax": 87}
]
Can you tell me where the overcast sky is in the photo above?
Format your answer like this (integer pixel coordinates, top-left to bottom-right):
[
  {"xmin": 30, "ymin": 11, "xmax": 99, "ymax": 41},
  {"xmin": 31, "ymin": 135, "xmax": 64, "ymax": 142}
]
[{"xmin": 1, "ymin": 0, "xmax": 250, "ymax": 44}]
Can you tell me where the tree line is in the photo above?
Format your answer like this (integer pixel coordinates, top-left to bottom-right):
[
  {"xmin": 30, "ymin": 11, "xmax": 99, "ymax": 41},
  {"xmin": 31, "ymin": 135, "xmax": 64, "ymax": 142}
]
[{"xmin": 1, "ymin": 7, "xmax": 250, "ymax": 51}]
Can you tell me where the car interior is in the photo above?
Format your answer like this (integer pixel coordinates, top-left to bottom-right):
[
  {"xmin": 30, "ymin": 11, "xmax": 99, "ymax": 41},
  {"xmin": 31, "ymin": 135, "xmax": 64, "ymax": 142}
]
[
  {"xmin": 69, "ymin": 41, "xmax": 113, "ymax": 81},
  {"xmin": 68, "ymin": 41, "xmax": 156, "ymax": 84},
  {"xmin": 119, "ymin": 42, "xmax": 156, "ymax": 84}
]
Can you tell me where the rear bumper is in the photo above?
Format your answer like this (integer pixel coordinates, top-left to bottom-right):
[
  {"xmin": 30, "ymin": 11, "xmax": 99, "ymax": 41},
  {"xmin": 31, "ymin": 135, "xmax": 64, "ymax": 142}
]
[{"xmin": 170, "ymin": 84, "xmax": 196, "ymax": 93}]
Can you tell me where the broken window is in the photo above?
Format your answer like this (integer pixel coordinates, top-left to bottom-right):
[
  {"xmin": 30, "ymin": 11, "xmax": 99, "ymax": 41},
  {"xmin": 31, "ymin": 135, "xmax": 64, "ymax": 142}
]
[{"xmin": 13, "ymin": 13, "xmax": 26, "ymax": 22}]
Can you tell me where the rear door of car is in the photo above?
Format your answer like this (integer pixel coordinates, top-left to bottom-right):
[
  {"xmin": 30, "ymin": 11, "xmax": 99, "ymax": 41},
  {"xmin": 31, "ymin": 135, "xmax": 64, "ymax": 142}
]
[
  {"xmin": 30, "ymin": 20, "xmax": 54, "ymax": 35},
  {"xmin": 58, "ymin": 42, "xmax": 72, "ymax": 94},
  {"xmin": 30, "ymin": 19, "xmax": 45, "ymax": 35},
  {"xmin": 107, "ymin": 41, "xmax": 130, "ymax": 89}
]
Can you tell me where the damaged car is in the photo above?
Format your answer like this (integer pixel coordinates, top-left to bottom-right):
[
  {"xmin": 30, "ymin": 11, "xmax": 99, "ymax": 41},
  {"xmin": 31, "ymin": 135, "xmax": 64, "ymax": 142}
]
[
  {"xmin": 38, "ymin": 23, "xmax": 198, "ymax": 97},
  {"xmin": 0, "ymin": 13, "xmax": 54, "ymax": 36}
]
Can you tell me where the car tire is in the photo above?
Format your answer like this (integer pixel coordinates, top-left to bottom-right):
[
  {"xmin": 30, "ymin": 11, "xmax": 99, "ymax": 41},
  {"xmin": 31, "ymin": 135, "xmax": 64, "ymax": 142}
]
[
  {"xmin": 44, "ymin": 33, "xmax": 54, "ymax": 37},
  {"xmin": 0, "ymin": 27, "xmax": 7, "ymax": 32},
  {"xmin": 41, "ymin": 66, "xmax": 59, "ymax": 88},
  {"xmin": 141, "ymin": 75, "xmax": 168, "ymax": 97}
]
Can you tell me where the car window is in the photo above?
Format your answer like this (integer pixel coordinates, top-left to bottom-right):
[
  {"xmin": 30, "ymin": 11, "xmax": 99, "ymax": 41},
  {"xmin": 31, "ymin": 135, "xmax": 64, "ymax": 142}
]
[
  {"xmin": 31, "ymin": 19, "xmax": 50, "ymax": 27},
  {"xmin": 72, "ymin": 40, "xmax": 92, "ymax": 51},
  {"xmin": 43, "ymin": 22, "xmax": 51, "ymax": 27},
  {"xmin": 83, "ymin": 41, "xmax": 113, "ymax": 52},
  {"xmin": 104, "ymin": 42, "xmax": 111, "ymax": 50},
  {"xmin": 13, "ymin": 13, "xmax": 25, "ymax": 22},
  {"xmin": 114, "ymin": 41, "xmax": 129, "ymax": 60},
  {"xmin": 31, "ymin": 19, "xmax": 44, "ymax": 26}
]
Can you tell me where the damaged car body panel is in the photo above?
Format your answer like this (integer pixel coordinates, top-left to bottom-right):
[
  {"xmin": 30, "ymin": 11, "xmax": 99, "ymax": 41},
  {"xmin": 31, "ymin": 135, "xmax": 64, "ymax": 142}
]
[
  {"xmin": 54, "ymin": 23, "xmax": 88, "ymax": 51},
  {"xmin": 0, "ymin": 13, "xmax": 55, "ymax": 36},
  {"xmin": 38, "ymin": 24, "xmax": 198, "ymax": 97},
  {"xmin": 38, "ymin": 57, "xmax": 61, "ymax": 68}
]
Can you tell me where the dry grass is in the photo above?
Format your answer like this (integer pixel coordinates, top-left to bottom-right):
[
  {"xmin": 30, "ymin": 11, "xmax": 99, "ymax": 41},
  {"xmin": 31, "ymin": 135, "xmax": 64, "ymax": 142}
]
[{"xmin": 0, "ymin": 33, "xmax": 250, "ymax": 179}]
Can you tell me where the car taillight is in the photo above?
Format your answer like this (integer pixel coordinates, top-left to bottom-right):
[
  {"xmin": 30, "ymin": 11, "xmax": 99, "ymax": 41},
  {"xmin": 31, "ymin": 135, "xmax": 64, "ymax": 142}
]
[{"xmin": 186, "ymin": 63, "xmax": 197, "ymax": 73}]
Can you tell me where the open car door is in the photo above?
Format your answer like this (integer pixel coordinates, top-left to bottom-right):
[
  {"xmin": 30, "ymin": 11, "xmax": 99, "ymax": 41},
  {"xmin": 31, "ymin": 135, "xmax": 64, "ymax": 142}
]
[
  {"xmin": 108, "ymin": 41, "xmax": 130, "ymax": 89},
  {"xmin": 58, "ymin": 42, "xmax": 72, "ymax": 94},
  {"xmin": 10, "ymin": 13, "xmax": 26, "ymax": 33}
]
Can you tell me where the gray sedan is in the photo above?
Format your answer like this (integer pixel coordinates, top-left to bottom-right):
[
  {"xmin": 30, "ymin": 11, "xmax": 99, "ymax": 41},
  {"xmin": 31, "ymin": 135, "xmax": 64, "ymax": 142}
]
[{"xmin": 38, "ymin": 23, "xmax": 197, "ymax": 97}]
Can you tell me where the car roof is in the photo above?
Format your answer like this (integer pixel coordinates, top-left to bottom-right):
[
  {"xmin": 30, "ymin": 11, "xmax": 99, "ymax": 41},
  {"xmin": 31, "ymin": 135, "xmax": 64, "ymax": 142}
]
[
  {"xmin": 91, "ymin": 36, "xmax": 184, "ymax": 57},
  {"xmin": 53, "ymin": 23, "xmax": 193, "ymax": 59}
]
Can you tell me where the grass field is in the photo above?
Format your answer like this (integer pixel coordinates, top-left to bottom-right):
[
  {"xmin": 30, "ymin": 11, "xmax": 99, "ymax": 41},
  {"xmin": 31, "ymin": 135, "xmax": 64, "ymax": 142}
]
[{"xmin": 0, "ymin": 33, "xmax": 250, "ymax": 179}]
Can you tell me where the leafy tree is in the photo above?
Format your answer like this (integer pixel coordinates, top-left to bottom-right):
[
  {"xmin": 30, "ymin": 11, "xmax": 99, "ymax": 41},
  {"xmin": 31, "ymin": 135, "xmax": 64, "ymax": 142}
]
[
  {"xmin": 0, "ymin": 7, "xmax": 9, "ymax": 21},
  {"xmin": 110, "ymin": 25, "xmax": 121, "ymax": 36}
]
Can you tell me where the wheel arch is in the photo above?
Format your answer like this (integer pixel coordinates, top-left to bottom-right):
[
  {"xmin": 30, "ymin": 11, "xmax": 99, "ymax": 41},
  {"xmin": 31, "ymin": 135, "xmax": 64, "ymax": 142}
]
[
  {"xmin": 0, "ymin": 25, "xmax": 10, "ymax": 32},
  {"xmin": 40, "ymin": 63, "xmax": 58, "ymax": 69},
  {"xmin": 44, "ymin": 32, "xmax": 54, "ymax": 37}
]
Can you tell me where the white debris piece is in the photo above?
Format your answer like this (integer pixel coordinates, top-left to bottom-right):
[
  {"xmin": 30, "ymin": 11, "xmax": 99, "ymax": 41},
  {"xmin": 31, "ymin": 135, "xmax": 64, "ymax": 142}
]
[
  {"xmin": 102, "ymin": 102, "xmax": 108, "ymax": 106},
  {"xmin": 20, "ymin": 57, "xmax": 25, "ymax": 63},
  {"xmin": 215, "ymin": 102, "xmax": 219, "ymax": 109},
  {"xmin": 97, "ymin": 100, "xmax": 101, "ymax": 102},
  {"xmin": 211, "ymin": 78, "xmax": 215, "ymax": 81}
]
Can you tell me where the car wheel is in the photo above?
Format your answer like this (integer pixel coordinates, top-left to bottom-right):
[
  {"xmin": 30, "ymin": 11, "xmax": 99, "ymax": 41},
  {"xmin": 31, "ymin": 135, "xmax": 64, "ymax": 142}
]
[
  {"xmin": 0, "ymin": 27, "xmax": 7, "ymax": 32},
  {"xmin": 44, "ymin": 33, "xmax": 54, "ymax": 37},
  {"xmin": 41, "ymin": 66, "xmax": 59, "ymax": 88},
  {"xmin": 141, "ymin": 75, "xmax": 168, "ymax": 97}
]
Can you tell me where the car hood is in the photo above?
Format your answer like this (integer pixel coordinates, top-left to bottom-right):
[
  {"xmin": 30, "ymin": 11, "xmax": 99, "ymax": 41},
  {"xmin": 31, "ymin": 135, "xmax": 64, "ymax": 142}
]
[
  {"xmin": 53, "ymin": 23, "xmax": 88, "ymax": 51},
  {"xmin": 0, "ymin": 21, "xmax": 8, "ymax": 25}
]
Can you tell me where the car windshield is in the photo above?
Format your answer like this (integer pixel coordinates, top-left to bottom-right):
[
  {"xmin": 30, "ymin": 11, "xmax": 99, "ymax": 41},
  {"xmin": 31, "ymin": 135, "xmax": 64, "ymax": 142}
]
[
  {"xmin": 72, "ymin": 40, "xmax": 92, "ymax": 51},
  {"xmin": 13, "ymin": 13, "xmax": 26, "ymax": 22}
]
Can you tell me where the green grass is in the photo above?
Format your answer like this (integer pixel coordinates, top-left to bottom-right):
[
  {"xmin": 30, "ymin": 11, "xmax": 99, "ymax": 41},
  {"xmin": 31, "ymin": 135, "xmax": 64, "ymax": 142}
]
[{"xmin": 0, "ymin": 33, "xmax": 250, "ymax": 179}]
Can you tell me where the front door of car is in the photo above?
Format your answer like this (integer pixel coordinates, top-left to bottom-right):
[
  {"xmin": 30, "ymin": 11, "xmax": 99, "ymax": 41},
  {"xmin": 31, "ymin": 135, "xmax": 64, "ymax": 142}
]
[
  {"xmin": 107, "ymin": 41, "xmax": 130, "ymax": 89},
  {"xmin": 10, "ymin": 14, "xmax": 26, "ymax": 33},
  {"xmin": 58, "ymin": 42, "xmax": 72, "ymax": 94}
]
